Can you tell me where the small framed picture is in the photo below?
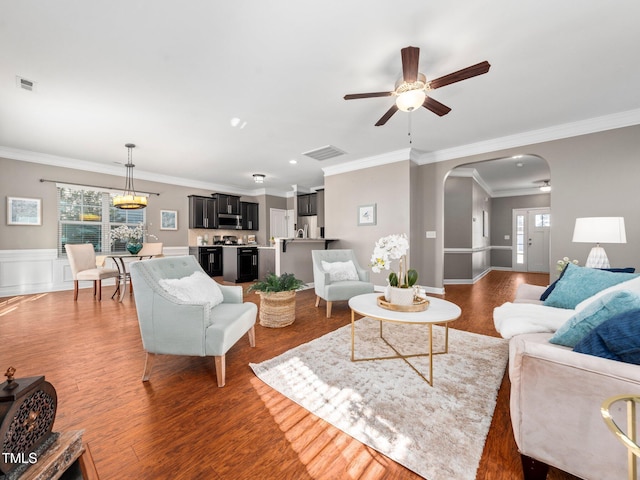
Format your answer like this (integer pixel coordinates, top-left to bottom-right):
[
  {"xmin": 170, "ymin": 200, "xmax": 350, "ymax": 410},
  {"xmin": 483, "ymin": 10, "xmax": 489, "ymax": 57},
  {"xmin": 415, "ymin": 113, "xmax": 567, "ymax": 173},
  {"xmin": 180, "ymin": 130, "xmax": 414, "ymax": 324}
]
[
  {"xmin": 358, "ymin": 204, "xmax": 376, "ymax": 226},
  {"xmin": 7, "ymin": 197, "xmax": 42, "ymax": 226},
  {"xmin": 160, "ymin": 210, "xmax": 178, "ymax": 230}
]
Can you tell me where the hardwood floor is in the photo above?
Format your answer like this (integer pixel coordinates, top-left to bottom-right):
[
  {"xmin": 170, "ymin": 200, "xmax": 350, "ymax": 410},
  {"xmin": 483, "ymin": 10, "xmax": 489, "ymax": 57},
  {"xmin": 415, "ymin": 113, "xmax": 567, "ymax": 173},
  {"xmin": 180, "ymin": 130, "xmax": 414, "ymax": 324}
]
[{"xmin": 0, "ymin": 271, "xmax": 580, "ymax": 479}]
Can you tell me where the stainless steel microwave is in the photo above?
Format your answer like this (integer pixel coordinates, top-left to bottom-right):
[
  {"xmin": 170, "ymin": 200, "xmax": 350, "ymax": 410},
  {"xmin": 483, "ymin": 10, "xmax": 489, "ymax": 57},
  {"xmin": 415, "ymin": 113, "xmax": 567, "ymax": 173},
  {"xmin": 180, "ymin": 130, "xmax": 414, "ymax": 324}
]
[{"xmin": 218, "ymin": 213, "xmax": 242, "ymax": 229}]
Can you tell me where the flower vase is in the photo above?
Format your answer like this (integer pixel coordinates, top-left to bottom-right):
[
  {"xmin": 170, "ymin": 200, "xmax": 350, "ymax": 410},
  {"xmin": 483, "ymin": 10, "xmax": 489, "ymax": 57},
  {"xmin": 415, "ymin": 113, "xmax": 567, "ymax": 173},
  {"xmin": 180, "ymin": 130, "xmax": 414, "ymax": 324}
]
[
  {"xmin": 126, "ymin": 242, "xmax": 143, "ymax": 255},
  {"xmin": 384, "ymin": 283, "xmax": 391, "ymax": 302},
  {"xmin": 389, "ymin": 286, "xmax": 415, "ymax": 306}
]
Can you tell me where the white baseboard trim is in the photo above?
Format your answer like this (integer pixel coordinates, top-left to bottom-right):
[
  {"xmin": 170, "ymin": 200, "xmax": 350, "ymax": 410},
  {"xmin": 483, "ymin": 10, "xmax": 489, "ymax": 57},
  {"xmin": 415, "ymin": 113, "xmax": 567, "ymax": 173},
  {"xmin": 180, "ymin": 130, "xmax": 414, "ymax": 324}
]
[{"xmin": 444, "ymin": 267, "xmax": 492, "ymax": 285}]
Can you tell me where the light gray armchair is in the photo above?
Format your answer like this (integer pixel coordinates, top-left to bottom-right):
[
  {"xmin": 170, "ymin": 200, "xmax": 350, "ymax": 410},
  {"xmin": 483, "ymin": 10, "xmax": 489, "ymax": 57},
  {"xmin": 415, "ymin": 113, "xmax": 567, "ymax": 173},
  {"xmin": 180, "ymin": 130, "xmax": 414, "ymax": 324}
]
[
  {"xmin": 311, "ymin": 249, "xmax": 374, "ymax": 318},
  {"xmin": 129, "ymin": 255, "xmax": 257, "ymax": 387}
]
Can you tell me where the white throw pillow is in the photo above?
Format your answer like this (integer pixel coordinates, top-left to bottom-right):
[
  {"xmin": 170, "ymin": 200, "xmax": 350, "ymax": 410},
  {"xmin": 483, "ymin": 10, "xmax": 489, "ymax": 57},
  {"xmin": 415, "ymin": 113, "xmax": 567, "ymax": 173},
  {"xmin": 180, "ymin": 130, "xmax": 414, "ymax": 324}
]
[
  {"xmin": 159, "ymin": 271, "xmax": 224, "ymax": 308},
  {"xmin": 321, "ymin": 260, "xmax": 359, "ymax": 282}
]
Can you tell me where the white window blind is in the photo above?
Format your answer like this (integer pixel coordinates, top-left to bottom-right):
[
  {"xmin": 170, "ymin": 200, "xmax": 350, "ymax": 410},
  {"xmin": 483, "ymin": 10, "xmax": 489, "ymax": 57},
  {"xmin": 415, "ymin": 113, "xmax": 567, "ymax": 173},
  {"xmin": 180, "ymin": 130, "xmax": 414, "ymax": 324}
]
[{"xmin": 57, "ymin": 186, "xmax": 145, "ymax": 255}]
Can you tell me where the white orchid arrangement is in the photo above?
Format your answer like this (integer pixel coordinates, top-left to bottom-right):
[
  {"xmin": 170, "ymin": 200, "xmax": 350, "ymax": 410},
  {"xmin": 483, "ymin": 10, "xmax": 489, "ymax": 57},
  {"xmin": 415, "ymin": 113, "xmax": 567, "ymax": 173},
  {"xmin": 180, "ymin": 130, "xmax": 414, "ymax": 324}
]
[
  {"xmin": 370, "ymin": 233, "xmax": 418, "ymax": 288},
  {"xmin": 110, "ymin": 224, "xmax": 145, "ymax": 244},
  {"xmin": 556, "ymin": 257, "xmax": 579, "ymax": 272}
]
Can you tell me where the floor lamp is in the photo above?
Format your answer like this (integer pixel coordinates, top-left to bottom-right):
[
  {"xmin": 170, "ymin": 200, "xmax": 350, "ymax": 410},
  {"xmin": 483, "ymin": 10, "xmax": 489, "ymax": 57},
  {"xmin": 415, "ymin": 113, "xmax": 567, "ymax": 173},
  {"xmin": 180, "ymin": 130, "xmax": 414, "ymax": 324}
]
[{"xmin": 572, "ymin": 217, "xmax": 626, "ymax": 268}]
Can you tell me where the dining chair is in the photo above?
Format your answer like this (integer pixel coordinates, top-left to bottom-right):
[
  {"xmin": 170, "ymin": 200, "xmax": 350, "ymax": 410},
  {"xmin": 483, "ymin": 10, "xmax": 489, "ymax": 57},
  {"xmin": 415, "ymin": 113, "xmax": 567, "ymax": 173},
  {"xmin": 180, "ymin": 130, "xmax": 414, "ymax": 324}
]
[
  {"xmin": 137, "ymin": 242, "xmax": 164, "ymax": 259},
  {"xmin": 65, "ymin": 244, "xmax": 120, "ymax": 301}
]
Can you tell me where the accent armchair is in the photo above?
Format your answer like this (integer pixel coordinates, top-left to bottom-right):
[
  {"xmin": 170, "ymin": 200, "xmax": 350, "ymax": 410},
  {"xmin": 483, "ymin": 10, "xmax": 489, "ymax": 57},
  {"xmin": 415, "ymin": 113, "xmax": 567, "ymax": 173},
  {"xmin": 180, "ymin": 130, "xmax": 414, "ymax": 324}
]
[
  {"xmin": 311, "ymin": 249, "xmax": 374, "ymax": 318},
  {"xmin": 129, "ymin": 255, "xmax": 257, "ymax": 387},
  {"xmin": 65, "ymin": 243, "xmax": 120, "ymax": 301}
]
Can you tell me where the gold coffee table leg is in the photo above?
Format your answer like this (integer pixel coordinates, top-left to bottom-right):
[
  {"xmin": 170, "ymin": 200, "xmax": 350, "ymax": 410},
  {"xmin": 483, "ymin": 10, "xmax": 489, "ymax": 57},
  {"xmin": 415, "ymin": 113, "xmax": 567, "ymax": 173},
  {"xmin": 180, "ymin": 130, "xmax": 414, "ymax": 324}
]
[{"xmin": 350, "ymin": 312, "xmax": 450, "ymax": 386}]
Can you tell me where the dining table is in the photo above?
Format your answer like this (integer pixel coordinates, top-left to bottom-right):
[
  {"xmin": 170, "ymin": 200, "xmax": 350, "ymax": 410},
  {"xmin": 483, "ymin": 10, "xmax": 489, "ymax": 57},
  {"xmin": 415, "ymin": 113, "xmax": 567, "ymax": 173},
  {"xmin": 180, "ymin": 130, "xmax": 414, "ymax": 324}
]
[{"xmin": 106, "ymin": 252, "xmax": 157, "ymax": 302}]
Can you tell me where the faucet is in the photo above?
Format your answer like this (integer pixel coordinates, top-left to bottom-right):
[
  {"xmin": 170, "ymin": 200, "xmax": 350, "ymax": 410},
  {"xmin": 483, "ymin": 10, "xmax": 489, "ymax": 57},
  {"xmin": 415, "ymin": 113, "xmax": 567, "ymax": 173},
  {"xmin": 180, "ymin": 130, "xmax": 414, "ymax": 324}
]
[{"xmin": 297, "ymin": 228, "xmax": 305, "ymax": 238}]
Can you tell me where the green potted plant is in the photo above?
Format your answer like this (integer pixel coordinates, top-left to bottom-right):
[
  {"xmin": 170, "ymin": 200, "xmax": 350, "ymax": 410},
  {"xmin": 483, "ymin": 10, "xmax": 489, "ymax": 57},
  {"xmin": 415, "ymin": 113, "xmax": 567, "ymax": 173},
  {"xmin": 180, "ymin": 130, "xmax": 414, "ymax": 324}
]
[{"xmin": 247, "ymin": 273, "xmax": 305, "ymax": 327}]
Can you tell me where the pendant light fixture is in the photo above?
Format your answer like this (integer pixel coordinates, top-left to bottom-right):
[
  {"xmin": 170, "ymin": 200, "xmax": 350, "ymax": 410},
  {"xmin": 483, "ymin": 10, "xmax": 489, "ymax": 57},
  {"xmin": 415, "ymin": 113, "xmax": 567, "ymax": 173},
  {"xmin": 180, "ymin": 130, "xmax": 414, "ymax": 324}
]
[{"xmin": 113, "ymin": 143, "xmax": 147, "ymax": 209}]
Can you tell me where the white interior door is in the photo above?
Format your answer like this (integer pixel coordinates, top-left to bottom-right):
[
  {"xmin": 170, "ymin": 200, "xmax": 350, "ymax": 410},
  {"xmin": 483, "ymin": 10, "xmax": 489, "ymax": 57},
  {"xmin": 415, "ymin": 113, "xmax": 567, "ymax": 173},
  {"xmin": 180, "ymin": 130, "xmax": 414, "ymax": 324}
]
[
  {"xmin": 270, "ymin": 208, "xmax": 287, "ymax": 238},
  {"xmin": 269, "ymin": 208, "xmax": 294, "ymax": 238},
  {"xmin": 513, "ymin": 208, "xmax": 550, "ymax": 273}
]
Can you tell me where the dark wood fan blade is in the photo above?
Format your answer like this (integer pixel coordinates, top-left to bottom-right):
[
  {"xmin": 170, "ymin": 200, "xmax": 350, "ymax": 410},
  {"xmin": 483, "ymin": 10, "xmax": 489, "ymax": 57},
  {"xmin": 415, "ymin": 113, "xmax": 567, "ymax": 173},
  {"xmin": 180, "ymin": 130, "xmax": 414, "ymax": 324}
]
[
  {"xmin": 401, "ymin": 46, "xmax": 420, "ymax": 83},
  {"xmin": 344, "ymin": 91, "xmax": 394, "ymax": 100},
  {"xmin": 428, "ymin": 61, "xmax": 491, "ymax": 90},
  {"xmin": 423, "ymin": 96, "xmax": 451, "ymax": 116},
  {"xmin": 375, "ymin": 104, "xmax": 399, "ymax": 126}
]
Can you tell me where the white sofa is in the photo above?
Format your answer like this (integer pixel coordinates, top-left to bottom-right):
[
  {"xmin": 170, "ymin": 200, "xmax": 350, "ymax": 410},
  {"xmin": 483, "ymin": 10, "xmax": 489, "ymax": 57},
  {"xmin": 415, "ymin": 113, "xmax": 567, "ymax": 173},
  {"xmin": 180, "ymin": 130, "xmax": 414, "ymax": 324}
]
[{"xmin": 497, "ymin": 278, "xmax": 640, "ymax": 479}]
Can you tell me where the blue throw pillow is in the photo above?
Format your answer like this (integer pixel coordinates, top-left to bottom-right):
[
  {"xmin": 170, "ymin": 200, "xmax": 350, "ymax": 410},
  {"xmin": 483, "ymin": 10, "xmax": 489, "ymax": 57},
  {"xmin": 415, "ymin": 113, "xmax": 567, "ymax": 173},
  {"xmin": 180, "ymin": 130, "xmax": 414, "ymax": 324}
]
[
  {"xmin": 574, "ymin": 308, "xmax": 640, "ymax": 364},
  {"xmin": 543, "ymin": 263, "xmax": 638, "ymax": 309},
  {"xmin": 549, "ymin": 290, "xmax": 640, "ymax": 347},
  {"xmin": 540, "ymin": 264, "xmax": 570, "ymax": 301},
  {"xmin": 540, "ymin": 266, "xmax": 637, "ymax": 301}
]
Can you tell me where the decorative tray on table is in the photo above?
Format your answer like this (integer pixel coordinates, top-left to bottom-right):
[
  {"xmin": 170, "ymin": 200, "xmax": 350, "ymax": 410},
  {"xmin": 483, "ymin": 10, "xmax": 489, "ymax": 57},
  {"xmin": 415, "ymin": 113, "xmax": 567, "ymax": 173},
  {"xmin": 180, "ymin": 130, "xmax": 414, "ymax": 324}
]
[{"xmin": 376, "ymin": 295, "xmax": 430, "ymax": 312}]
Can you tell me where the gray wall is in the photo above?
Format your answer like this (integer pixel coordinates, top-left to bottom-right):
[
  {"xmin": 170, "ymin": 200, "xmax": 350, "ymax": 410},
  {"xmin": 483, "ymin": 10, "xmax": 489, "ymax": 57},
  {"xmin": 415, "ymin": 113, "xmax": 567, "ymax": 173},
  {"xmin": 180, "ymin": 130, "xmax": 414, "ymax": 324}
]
[
  {"xmin": 325, "ymin": 159, "xmax": 412, "ymax": 287},
  {"xmin": 412, "ymin": 124, "xmax": 640, "ymax": 288},
  {"xmin": 444, "ymin": 177, "xmax": 473, "ymax": 248},
  {"xmin": 0, "ymin": 156, "xmax": 277, "ymax": 249},
  {"xmin": 443, "ymin": 176, "xmax": 492, "ymax": 281}
]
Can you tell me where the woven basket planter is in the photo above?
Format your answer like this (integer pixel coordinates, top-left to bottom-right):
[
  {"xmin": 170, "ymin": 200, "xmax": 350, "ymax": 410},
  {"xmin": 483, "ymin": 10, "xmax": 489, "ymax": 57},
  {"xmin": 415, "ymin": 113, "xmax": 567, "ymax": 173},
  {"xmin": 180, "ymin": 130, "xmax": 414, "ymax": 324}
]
[{"xmin": 257, "ymin": 291, "xmax": 296, "ymax": 328}]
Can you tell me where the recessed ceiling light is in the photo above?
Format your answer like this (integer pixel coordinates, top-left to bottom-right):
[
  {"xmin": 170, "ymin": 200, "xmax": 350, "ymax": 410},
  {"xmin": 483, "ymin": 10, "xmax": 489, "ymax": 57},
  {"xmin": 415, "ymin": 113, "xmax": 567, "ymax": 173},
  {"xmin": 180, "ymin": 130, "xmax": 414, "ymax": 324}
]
[
  {"xmin": 230, "ymin": 117, "xmax": 248, "ymax": 128},
  {"xmin": 289, "ymin": 159, "xmax": 297, "ymax": 164},
  {"xmin": 253, "ymin": 174, "xmax": 265, "ymax": 184},
  {"xmin": 516, "ymin": 162, "xmax": 524, "ymax": 167}
]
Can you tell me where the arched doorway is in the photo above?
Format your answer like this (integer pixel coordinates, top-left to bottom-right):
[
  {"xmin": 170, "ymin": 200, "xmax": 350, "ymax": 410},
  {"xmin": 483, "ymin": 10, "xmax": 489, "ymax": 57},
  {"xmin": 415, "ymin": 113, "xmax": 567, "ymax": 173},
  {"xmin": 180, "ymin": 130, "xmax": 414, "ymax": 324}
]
[{"xmin": 443, "ymin": 154, "xmax": 551, "ymax": 284}]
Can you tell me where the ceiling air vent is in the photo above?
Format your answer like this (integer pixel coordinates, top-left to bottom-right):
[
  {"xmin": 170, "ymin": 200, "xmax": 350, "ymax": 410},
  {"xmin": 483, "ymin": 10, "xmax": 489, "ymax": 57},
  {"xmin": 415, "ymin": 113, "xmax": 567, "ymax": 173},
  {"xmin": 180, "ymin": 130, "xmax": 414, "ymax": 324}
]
[
  {"xmin": 302, "ymin": 145, "xmax": 346, "ymax": 161},
  {"xmin": 16, "ymin": 76, "xmax": 36, "ymax": 92}
]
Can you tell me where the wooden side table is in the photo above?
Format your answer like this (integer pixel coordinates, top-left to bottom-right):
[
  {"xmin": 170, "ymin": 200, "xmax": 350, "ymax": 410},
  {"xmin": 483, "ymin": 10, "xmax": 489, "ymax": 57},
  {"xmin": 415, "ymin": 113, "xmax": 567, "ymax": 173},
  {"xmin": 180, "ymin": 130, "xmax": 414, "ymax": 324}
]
[{"xmin": 17, "ymin": 430, "xmax": 99, "ymax": 480}]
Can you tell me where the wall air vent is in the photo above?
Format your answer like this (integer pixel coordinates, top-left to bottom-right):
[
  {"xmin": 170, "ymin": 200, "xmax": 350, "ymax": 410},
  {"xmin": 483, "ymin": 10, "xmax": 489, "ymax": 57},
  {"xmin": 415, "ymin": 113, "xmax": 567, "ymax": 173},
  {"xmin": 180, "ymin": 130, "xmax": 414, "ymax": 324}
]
[
  {"xmin": 302, "ymin": 145, "xmax": 346, "ymax": 161},
  {"xmin": 16, "ymin": 76, "xmax": 36, "ymax": 92}
]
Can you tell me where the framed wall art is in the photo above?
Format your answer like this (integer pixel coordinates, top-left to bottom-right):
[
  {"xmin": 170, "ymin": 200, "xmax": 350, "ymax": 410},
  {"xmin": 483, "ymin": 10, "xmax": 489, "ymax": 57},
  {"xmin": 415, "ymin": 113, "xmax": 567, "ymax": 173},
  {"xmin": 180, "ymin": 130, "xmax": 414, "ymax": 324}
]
[
  {"xmin": 160, "ymin": 210, "xmax": 178, "ymax": 230},
  {"xmin": 357, "ymin": 204, "xmax": 376, "ymax": 226},
  {"xmin": 7, "ymin": 197, "xmax": 42, "ymax": 226}
]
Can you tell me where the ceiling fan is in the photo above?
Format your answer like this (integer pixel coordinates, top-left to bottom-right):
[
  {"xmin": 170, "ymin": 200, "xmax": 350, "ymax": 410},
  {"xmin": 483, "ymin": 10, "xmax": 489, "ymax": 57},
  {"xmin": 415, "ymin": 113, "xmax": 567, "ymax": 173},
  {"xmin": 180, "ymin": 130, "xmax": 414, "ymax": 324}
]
[{"xmin": 344, "ymin": 46, "xmax": 490, "ymax": 126}]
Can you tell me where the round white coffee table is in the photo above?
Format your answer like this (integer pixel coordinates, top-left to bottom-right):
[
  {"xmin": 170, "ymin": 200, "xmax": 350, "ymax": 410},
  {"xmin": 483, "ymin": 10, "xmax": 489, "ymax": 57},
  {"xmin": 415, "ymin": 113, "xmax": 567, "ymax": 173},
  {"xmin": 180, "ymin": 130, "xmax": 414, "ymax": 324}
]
[{"xmin": 348, "ymin": 293, "xmax": 462, "ymax": 386}]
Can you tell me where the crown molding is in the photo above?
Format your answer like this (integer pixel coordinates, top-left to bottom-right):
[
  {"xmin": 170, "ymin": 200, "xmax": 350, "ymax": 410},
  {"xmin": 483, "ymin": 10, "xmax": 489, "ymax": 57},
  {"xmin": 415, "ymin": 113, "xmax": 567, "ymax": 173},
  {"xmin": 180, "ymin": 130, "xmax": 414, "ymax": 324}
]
[
  {"xmin": 322, "ymin": 148, "xmax": 412, "ymax": 177},
  {"xmin": 0, "ymin": 145, "xmax": 288, "ymax": 197},
  {"xmin": 414, "ymin": 108, "xmax": 640, "ymax": 164},
  {"xmin": 447, "ymin": 167, "xmax": 494, "ymax": 196}
]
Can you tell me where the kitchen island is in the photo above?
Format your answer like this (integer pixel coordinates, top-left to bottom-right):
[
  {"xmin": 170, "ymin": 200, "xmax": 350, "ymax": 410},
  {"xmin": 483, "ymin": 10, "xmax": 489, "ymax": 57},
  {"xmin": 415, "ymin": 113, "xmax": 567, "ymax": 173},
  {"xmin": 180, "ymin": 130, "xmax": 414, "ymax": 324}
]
[{"xmin": 269, "ymin": 238, "xmax": 337, "ymax": 284}]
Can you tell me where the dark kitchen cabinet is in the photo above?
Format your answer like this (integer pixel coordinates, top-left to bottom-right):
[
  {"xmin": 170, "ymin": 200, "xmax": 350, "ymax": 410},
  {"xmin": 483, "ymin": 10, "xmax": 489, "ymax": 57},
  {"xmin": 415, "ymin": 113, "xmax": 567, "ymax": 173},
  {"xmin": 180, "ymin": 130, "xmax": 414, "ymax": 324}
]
[
  {"xmin": 188, "ymin": 195, "xmax": 217, "ymax": 229},
  {"xmin": 190, "ymin": 246, "xmax": 223, "ymax": 277},
  {"xmin": 237, "ymin": 247, "xmax": 258, "ymax": 282},
  {"xmin": 213, "ymin": 194, "xmax": 241, "ymax": 215},
  {"xmin": 297, "ymin": 193, "xmax": 317, "ymax": 216},
  {"xmin": 223, "ymin": 247, "xmax": 258, "ymax": 283},
  {"xmin": 241, "ymin": 201, "xmax": 259, "ymax": 230}
]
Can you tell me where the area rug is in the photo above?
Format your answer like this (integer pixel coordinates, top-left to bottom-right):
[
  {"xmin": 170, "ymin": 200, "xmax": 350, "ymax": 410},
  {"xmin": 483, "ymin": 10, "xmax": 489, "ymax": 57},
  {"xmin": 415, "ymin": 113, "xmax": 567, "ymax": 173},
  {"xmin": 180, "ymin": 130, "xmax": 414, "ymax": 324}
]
[{"xmin": 250, "ymin": 317, "xmax": 509, "ymax": 480}]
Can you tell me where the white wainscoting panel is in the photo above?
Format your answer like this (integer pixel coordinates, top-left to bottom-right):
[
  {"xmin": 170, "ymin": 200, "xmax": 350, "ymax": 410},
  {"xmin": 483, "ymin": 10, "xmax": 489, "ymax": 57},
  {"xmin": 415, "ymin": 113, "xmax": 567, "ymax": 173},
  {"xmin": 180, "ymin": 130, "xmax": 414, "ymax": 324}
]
[{"xmin": 0, "ymin": 246, "xmax": 191, "ymax": 297}]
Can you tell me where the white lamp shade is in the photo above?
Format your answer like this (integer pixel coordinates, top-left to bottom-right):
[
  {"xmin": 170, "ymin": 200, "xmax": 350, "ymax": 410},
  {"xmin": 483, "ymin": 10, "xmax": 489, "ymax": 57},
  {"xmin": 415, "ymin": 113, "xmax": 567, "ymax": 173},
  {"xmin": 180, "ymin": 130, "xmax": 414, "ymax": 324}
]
[
  {"xmin": 395, "ymin": 89, "xmax": 426, "ymax": 112},
  {"xmin": 572, "ymin": 217, "xmax": 626, "ymax": 244}
]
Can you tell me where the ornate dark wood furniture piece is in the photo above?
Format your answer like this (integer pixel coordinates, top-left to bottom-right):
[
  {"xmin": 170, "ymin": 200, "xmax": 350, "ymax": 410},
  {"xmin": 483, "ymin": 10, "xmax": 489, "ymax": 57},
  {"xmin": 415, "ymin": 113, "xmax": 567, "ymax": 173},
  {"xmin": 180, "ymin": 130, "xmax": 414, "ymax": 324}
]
[{"xmin": 0, "ymin": 367, "xmax": 57, "ymax": 478}]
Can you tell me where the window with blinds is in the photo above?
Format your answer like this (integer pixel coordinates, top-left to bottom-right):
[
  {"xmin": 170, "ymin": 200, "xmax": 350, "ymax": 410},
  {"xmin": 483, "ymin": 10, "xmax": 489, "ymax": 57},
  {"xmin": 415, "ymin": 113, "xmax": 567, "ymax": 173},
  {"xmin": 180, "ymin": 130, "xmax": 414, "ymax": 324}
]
[{"xmin": 57, "ymin": 185, "xmax": 145, "ymax": 255}]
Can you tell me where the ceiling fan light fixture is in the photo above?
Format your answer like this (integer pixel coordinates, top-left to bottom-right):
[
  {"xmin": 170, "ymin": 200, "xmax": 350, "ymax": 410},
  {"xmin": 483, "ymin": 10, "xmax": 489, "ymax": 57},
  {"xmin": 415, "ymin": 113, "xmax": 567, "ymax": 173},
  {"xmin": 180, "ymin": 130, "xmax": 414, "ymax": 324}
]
[
  {"xmin": 253, "ymin": 173, "xmax": 265, "ymax": 184},
  {"xmin": 113, "ymin": 143, "xmax": 147, "ymax": 210},
  {"xmin": 395, "ymin": 89, "xmax": 426, "ymax": 112}
]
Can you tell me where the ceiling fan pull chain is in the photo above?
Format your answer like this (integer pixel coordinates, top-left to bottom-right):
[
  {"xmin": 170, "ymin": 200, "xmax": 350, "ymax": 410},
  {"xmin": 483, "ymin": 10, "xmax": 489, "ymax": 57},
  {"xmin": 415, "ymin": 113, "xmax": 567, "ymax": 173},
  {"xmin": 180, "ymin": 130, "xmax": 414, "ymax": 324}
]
[{"xmin": 408, "ymin": 112, "xmax": 413, "ymax": 145}]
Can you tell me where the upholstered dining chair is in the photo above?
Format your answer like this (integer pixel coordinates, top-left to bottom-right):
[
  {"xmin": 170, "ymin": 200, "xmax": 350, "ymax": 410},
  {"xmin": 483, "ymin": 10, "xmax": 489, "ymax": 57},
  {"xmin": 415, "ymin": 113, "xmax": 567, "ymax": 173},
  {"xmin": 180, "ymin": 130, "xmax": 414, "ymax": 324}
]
[
  {"xmin": 137, "ymin": 242, "xmax": 163, "ymax": 259},
  {"xmin": 65, "ymin": 243, "xmax": 120, "ymax": 301},
  {"xmin": 129, "ymin": 255, "xmax": 257, "ymax": 387},
  {"xmin": 311, "ymin": 249, "xmax": 374, "ymax": 318}
]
